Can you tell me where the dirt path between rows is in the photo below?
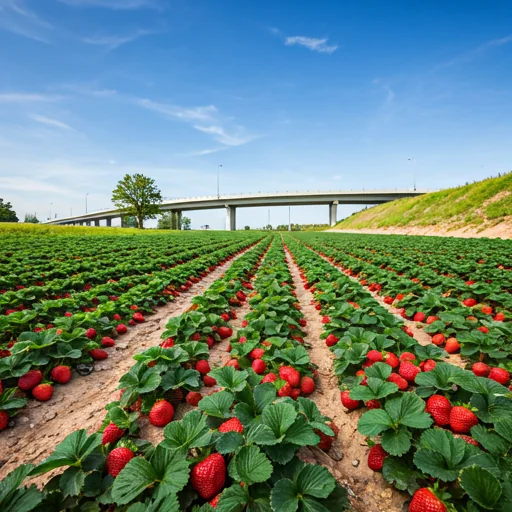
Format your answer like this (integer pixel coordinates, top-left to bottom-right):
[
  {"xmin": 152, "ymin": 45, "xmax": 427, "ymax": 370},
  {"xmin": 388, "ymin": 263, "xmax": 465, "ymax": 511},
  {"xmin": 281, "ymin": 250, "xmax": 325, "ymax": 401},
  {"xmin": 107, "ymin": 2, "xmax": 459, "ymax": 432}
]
[
  {"xmin": 0, "ymin": 250, "xmax": 253, "ymax": 481},
  {"xmin": 283, "ymin": 250, "xmax": 408, "ymax": 512}
]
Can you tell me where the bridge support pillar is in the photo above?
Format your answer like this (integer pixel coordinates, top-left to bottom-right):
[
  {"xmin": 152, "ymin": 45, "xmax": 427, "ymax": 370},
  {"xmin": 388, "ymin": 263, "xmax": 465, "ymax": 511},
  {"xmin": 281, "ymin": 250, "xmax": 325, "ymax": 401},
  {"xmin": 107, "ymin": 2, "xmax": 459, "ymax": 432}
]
[
  {"xmin": 94, "ymin": 220, "xmax": 100, "ymax": 227},
  {"xmin": 86, "ymin": 221, "xmax": 91, "ymax": 226},
  {"xmin": 106, "ymin": 218, "xmax": 112, "ymax": 227},
  {"xmin": 226, "ymin": 205, "xmax": 236, "ymax": 231},
  {"xmin": 171, "ymin": 210, "xmax": 182, "ymax": 230},
  {"xmin": 329, "ymin": 201, "xmax": 338, "ymax": 227}
]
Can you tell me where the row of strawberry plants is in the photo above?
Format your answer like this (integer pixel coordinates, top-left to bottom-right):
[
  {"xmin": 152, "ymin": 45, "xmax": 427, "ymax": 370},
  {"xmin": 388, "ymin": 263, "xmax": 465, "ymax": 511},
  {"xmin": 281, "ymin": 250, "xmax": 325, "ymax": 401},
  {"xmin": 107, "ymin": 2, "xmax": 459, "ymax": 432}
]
[
  {"xmin": 0, "ymin": 235, "xmax": 348, "ymax": 512},
  {"xmin": 0, "ymin": 236, "xmax": 262, "ymax": 431},
  {"xmin": 286, "ymin": 235, "xmax": 512, "ymax": 512},
  {"xmin": 294, "ymin": 233, "xmax": 512, "ymax": 374},
  {"xmin": 1, "ymin": 235, "xmax": 259, "ymax": 341}
]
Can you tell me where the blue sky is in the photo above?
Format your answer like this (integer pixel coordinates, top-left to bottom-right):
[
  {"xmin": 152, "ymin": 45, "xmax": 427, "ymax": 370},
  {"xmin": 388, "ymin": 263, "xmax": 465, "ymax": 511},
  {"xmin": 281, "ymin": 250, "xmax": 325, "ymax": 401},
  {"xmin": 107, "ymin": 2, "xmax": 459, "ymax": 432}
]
[{"xmin": 0, "ymin": 0, "xmax": 511, "ymax": 228}]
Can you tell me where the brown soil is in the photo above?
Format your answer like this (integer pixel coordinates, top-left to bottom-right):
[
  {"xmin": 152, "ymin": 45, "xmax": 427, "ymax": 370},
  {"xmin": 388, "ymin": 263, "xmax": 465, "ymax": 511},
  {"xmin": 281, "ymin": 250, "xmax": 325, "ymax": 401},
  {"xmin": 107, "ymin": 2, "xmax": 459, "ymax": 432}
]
[
  {"xmin": 284, "ymin": 250, "xmax": 409, "ymax": 512},
  {"xmin": 328, "ymin": 221, "xmax": 512, "ymax": 239},
  {"xmin": 0, "ymin": 251, "xmax": 252, "ymax": 482}
]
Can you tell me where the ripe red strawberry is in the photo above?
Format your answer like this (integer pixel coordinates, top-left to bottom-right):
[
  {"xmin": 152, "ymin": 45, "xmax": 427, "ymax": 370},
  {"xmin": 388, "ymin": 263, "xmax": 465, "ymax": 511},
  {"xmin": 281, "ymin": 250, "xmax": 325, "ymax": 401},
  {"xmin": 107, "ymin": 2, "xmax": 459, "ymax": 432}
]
[
  {"xmin": 210, "ymin": 494, "xmax": 220, "ymax": 508},
  {"xmin": 128, "ymin": 319, "xmax": 136, "ymax": 326},
  {"xmin": 403, "ymin": 326, "xmax": 414, "ymax": 337},
  {"xmin": 388, "ymin": 372, "xmax": 408, "ymax": 390},
  {"xmin": 51, "ymin": 365, "xmax": 72, "ymax": 384},
  {"xmin": 290, "ymin": 388, "xmax": 301, "ymax": 400},
  {"xmin": 482, "ymin": 305, "xmax": 493, "ymax": 315},
  {"xmin": 410, "ymin": 488, "xmax": 447, "ymax": 512},
  {"xmin": 383, "ymin": 296, "xmax": 394, "ymax": 305},
  {"xmin": 432, "ymin": 334, "xmax": 446, "ymax": 346},
  {"xmin": 325, "ymin": 334, "xmax": 339, "ymax": 347},
  {"xmin": 261, "ymin": 373, "xmax": 277, "ymax": 383},
  {"xmin": 494, "ymin": 312, "xmax": 505, "ymax": 322},
  {"xmin": 250, "ymin": 348, "xmax": 265, "ymax": 359},
  {"xmin": 241, "ymin": 320, "xmax": 248, "ymax": 327},
  {"xmin": 101, "ymin": 336, "xmax": 115, "ymax": 348},
  {"xmin": 396, "ymin": 293, "xmax": 405, "ymax": 301},
  {"xmin": 454, "ymin": 433, "xmax": 479, "ymax": 446},
  {"xmin": 321, "ymin": 315, "xmax": 331, "ymax": 324},
  {"xmin": 160, "ymin": 337, "xmax": 175, "ymax": 348},
  {"xmin": 102, "ymin": 422, "xmax": 125, "ymax": 445},
  {"xmin": 315, "ymin": 303, "xmax": 322, "ymax": 311},
  {"xmin": 278, "ymin": 382, "xmax": 292, "ymax": 397},
  {"xmin": 384, "ymin": 352, "xmax": 399, "ymax": 368},
  {"xmin": 300, "ymin": 376, "xmax": 315, "ymax": 395},
  {"xmin": 64, "ymin": 312, "xmax": 73, "ymax": 317},
  {"xmin": 218, "ymin": 326, "xmax": 233, "ymax": 339},
  {"xmin": 367, "ymin": 350, "xmax": 383, "ymax": 363},
  {"xmin": 477, "ymin": 326, "xmax": 489, "ymax": 334},
  {"xmin": 472, "ymin": 362, "xmax": 491, "ymax": 377},
  {"xmin": 413, "ymin": 312, "xmax": 426, "ymax": 322},
  {"xmin": 219, "ymin": 417, "xmax": 243, "ymax": 434},
  {"xmin": 132, "ymin": 312, "xmax": 145, "ymax": 323},
  {"xmin": 426, "ymin": 315, "xmax": 439, "ymax": 325},
  {"xmin": 195, "ymin": 360, "xmax": 211, "ymax": 375},
  {"xmin": 252, "ymin": 359, "xmax": 266, "ymax": 374},
  {"xmin": 113, "ymin": 313, "xmax": 121, "ymax": 321},
  {"xmin": 203, "ymin": 375, "xmax": 216, "ymax": 387},
  {"xmin": 0, "ymin": 411, "xmax": 8, "ymax": 431},
  {"xmin": 422, "ymin": 359, "xmax": 437, "ymax": 372},
  {"xmin": 367, "ymin": 444, "xmax": 387, "ymax": 471},
  {"xmin": 90, "ymin": 348, "xmax": 108, "ymax": 360},
  {"xmin": 450, "ymin": 405, "xmax": 478, "ymax": 433},
  {"xmin": 489, "ymin": 367, "xmax": 510, "ymax": 385},
  {"xmin": 32, "ymin": 383, "xmax": 53, "ymax": 401},
  {"xmin": 106, "ymin": 447, "xmax": 134, "ymax": 477},
  {"xmin": 225, "ymin": 359, "xmax": 239, "ymax": 370},
  {"xmin": 191, "ymin": 453, "xmax": 226, "ymax": 499},
  {"xmin": 149, "ymin": 400, "xmax": 174, "ymax": 427},
  {"xmin": 279, "ymin": 366, "xmax": 300, "ymax": 387},
  {"xmin": 399, "ymin": 361, "xmax": 420, "ymax": 383},
  {"xmin": 186, "ymin": 391, "xmax": 202, "ymax": 406},
  {"xmin": 236, "ymin": 291, "xmax": 246, "ymax": 302},
  {"xmin": 116, "ymin": 324, "xmax": 128, "ymax": 334},
  {"xmin": 18, "ymin": 369, "xmax": 43, "ymax": 391},
  {"xmin": 220, "ymin": 313, "xmax": 230, "ymax": 322},
  {"xmin": 130, "ymin": 305, "xmax": 138, "ymax": 310},
  {"xmin": 445, "ymin": 338, "xmax": 460, "ymax": 354},
  {"xmin": 400, "ymin": 352, "xmax": 416, "ymax": 362},
  {"xmin": 298, "ymin": 318, "xmax": 307, "ymax": 327},
  {"xmin": 426, "ymin": 395, "xmax": 452, "ymax": 426},
  {"xmin": 340, "ymin": 390, "xmax": 360, "ymax": 410},
  {"xmin": 463, "ymin": 298, "xmax": 477, "ymax": 307},
  {"xmin": 85, "ymin": 328, "xmax": 97, "ymax": 339}
]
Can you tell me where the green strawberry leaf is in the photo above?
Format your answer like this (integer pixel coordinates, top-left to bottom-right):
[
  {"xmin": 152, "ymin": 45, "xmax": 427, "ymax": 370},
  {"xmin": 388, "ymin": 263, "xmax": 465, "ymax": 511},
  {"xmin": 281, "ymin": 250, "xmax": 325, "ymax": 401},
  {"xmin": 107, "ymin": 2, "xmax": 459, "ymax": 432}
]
[
  {"xmin": 209, "ymin": 367, "xmax": 249, "ymax": 393},
  {"xmin": 111, "ymin": 458, "xmax": 157, "ymax": 505},
  {"xmin": 235, "ymin": 445, "xmax": 273, "ymax": 485},
  {"xmin": 270, "ymin": 479, "xmax": 297, "ymax": 512},
  {"xmin": 284, "ymin": 416, "xmax": 320, "ymax": 447},
  {"xmin": 364, "ymin": 362, "xmax": 392, "ymax": 380},
  {"xmin": 358, "ymin": 409, "xmax": 393, "ymax": 436},
  {"xmin": 253, "ymin": 383, "xmax": 277, "ymax": 412},
  {"xmin": 199, "ymin": 391, "xmax": 235, "ymax": 418},
  {"xmin": 385, "ymin": 393, "xmax": 433, "ymax": 430},
  {"xmin": 414, "ymin": 362, "xmax": 462, "ymax": 390},
  {"xmin": 0, "ymin": 464, "xmax": 43, "ymax": 512},
  {"xmin": 295, "ymin": 464, "xmax": 336, "ymax": 499},
  {"xmin": 161, "ymin": 367, "xmax": 201, "ymax": 391},
  {"xmin": 471, "ymin": 425, "xmax": 511, "ymax": 456},
  {"xmin": 459, "ymin": 466, "xmax": 502, "ymax": 510},
  {"xmin": 261, "ymin": 402, "xmax": 297, "ymax": 441},
  {"xmin": 382, "ymin": 457, "xmax": 421, "ymax": 495},
  {"xmin": 245, "ymin": 424, "xmax": 279, "ymax": 446},
  {"xmin": 216, "ymin": 484, "xmax": 248, "ymax": 512},
  {"xmin": 216, "ymin": 432, "xmax": 244, "ymax": 454},
  {"xmin": 59, "ymin": 466, "xmax": 86, "ymax": 497},
  {"xmin": 162, "ymin": 410, "xmax": 211, "ymax": 452}
]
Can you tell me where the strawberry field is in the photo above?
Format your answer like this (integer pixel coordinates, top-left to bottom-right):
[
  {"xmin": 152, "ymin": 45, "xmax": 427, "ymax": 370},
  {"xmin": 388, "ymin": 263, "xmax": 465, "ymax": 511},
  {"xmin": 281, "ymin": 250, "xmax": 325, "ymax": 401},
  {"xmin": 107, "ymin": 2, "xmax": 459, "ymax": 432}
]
[{"xmin": 1, "ymin": 230, "xmax": 511, "ymax": 512}]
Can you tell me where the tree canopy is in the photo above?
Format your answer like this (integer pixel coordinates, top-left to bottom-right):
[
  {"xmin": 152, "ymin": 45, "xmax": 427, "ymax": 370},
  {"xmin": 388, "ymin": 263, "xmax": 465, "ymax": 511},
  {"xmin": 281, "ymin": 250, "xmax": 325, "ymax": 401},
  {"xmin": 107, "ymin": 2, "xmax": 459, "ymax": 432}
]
[
  {"xmin": 111, "ymin": 174, "xmax": 162, "ymax": 229},
  {"xmin": 24, "ymin": 213, "xmax": 39, "ymax": 224},
  {"xmin": 0, "ymin": 199, "xmax": 19, "ymax": 223}
]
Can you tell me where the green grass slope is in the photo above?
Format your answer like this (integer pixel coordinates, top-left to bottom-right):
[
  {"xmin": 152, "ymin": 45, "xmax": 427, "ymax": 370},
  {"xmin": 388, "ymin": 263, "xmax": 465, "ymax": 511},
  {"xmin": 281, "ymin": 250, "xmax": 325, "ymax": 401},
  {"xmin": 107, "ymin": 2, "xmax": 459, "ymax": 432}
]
[{"xmin": 335, "ymin": 172, "xmax": 512, "ymax": 232}]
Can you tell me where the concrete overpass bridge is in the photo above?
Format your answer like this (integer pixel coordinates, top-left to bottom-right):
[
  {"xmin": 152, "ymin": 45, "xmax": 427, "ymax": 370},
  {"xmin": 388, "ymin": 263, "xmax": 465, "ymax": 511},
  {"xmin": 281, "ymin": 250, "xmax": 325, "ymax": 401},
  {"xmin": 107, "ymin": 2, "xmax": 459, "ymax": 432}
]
[{"xmin": 45, "ymin": 189, "xmax": 429, "ymax": 230}]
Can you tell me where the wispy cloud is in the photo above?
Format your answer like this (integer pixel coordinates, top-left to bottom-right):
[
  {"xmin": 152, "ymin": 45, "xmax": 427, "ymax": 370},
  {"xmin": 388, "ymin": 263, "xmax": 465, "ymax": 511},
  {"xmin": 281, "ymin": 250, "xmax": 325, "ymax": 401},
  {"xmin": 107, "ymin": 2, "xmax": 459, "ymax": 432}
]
[
  {"xmin": 0, "ymin": 0, "xmax": 53, "ymax": 43},
  {"xmin": 284, "ymin": 36, "xmax": 338, "ymax": 54},
  {"xmin": 0, "ymin": 176, "xmax": 75, "ymax": 195},
  {"xmin": 137, "ymin": 98, "xmax": 256, "ymax": 148},
  {"xmin": 62, "ymin": 84, "xmax": 118, "ymax": 97},
  {"xmin": 30, "ymin": 114, "xmax": 72, "ymax": 130},
  {"xmin": 436, "ymin": 34, "xmax": 512, "ymax": 69},
  {"xmin": 183, "ymin": 147, "xmax": 229, "ymax": 157},
  {"xmin": 0, "ymin": 92, "xmax": 61, "ymax": 103},
  {"xmin": 82, "ymin": 29, "xmax": 155, "ymax": 50},
  {"xmin": 58, "ymin": 0, "xmax": 162, "ymax": 9}
]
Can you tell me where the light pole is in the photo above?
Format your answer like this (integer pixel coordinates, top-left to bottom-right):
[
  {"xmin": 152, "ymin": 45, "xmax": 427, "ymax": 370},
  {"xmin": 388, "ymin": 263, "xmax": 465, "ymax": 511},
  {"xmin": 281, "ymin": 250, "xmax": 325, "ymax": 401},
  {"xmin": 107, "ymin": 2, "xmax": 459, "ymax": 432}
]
[
  {"xmin": 217, "ymin": 165, "xmax": 222, "ymax": 199},
  {"xmin": 288, "ymin": 206, "xmax": 291, "ymax": 231},
  {"xmin": 408, "ymin": 158, "xmax": 416, "ymax": 191},
  {"xmin": 49, "ymin": 203, "xmax": 52, "ymax": 220},
  {"xmin": 268, "ymin": 208, "xmax": 270, "ymax": 230},
  {"xmin": 85, "ymin": 193, "xmax": 89, "ymax": 213}
]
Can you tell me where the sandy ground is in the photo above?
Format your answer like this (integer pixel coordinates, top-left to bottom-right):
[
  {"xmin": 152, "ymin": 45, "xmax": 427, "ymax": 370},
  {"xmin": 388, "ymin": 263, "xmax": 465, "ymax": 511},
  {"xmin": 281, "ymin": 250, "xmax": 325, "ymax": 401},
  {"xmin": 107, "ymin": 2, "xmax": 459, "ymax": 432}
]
[
  {"xmin": 328, "ymin": 221, "xmax": 512, "ymax": 239},
  {"xmin": 0, "ymin": 250, "xmax": 252, "ymax": 482}
]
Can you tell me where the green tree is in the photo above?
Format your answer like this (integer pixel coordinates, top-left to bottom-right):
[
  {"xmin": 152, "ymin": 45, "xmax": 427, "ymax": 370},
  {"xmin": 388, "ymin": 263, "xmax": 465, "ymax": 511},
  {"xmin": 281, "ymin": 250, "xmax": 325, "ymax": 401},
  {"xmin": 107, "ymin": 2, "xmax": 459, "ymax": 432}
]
[
  {"xmin": 244, "ymin": 225, "xmax": 250, "ymax": 230},
  {"xmin": 112, "ymin": 173, "xmax": 162, "ymax": 229},
  {"xmin": 181, "ymin": 216, "xmax": 191, "ymax": 230},
  {"xmin": 24, "ymin": 213, "xmax": 39, "ymax": 224},
  {"xmin": 0, "ymin": 198, "xmax": 18, "ymax": 222},
  {"xmin": 157, "ymin": 213, "xmax": 172, "ymax": 229}
]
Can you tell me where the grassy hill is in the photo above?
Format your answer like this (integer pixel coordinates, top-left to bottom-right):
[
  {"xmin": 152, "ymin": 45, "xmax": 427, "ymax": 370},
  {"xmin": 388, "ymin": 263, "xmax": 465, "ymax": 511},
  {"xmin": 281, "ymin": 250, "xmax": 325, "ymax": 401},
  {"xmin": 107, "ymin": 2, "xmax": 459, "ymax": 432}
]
[{"xmin": 334, "ymin": 172, "xmax": 512, "ymax": 236}]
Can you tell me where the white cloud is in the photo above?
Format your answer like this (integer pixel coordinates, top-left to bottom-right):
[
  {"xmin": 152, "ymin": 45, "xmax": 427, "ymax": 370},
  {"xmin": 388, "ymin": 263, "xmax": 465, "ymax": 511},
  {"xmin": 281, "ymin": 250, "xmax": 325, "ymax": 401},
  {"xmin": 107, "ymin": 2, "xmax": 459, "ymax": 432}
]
[
  {"xmin": 193, "ymin": 125, "xmax": 254, "ymax": 147},
  {"xmin": 0, "ymin": 0, "xmax": 53, "ymax": 43},
  {"xmin": 30, "ymin": 114, "xmax": 72, "ymax": 130},
  {"xmin": 137, "ymin": 99, "xmax": 218, "ymax": 122},
  {"xmin": 82, "ymin": 29, "xmax": 155, "ymax": 50},
  {"xmin": 184, "ymin": 147, "xmax": 229, "ymax": 157},
  {"xmin": 58, "ymin": 0, "xmax": 161, "ymax": 9},
  {"xmin": 285, "ymin": 36, "xmax": 338, "ymax": 54},
  {"xmin": 0, "ymin": 92, "xmax": 61, "ymax": 103},
  {"xmin": 0, "ymin": 176, "xmax": 75, "ymax": 194},
  {"xmin": 62, "ymin": 84, "xmax": 117, "ymax": 97}
]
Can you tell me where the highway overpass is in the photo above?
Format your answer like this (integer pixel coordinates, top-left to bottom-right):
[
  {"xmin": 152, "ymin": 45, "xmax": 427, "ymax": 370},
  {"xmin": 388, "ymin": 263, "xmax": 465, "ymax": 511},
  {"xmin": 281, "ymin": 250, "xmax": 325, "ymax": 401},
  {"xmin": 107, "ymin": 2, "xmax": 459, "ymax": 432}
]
[{"xmin": 45, "ymin": 189, "xmax": 429, "ymax": 230}]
